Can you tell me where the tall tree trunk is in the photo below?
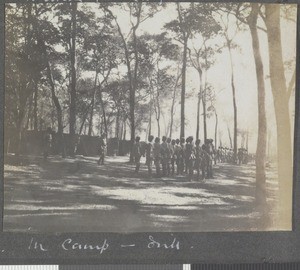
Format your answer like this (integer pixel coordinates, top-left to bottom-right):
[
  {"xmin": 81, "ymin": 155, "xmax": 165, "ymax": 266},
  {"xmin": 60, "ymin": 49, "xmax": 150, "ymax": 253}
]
[
  {"xmin": 39, "ymin": 37, "xmax": 66, "ymax": 158},
  {"xmin": 267, "ymin": 131, "xmax": 271, "ymax": 159},
  {"xmin": 156, "ymin": 88, "xmax": 161, "ymax": 138},
  {"xmin": 33, "ymin": 81, "xmax": 38, "ymax": 131},
  {"xmin": 215, "ymin": 111, "xmax": 218, "ymax": 149},
  {"xmin": 15, "ymin": 5, "xmax": 33, "ymax": 157},
  {"xmin": 157, "ymin": 118, "xmax": 161, "ymax": 138},
  {"xmin": 120, "ymin": 120, "xmax": 124, "ymax": 141},
  {"xmin": 154, "ymin": 101, "xmax": 161, "ymax": 138},
  {"xmin": 129, "ymin": 19, "xmax": 140, "ymax": 162},
  {"xmin": 15, "ymin": 107, "xmax": 26, "ymax": 157},
  {"xmin": 248, "ymin": 3, "xmax": 268, "ymax": 206},
  {"xmin": 69, "ymin": 2, "xmax": 77, "ymax": 156},
  {"xmin": 265, "ymin": 4, "xmax": 293, "ymax": 228},
  {"xmin": 180, "ymin": 37, "xmax": 188, "ymax": 139},
  {"xmin": 99, "ymin": 88, "xmax": 108, "ymax": 138},
  {"xmin": 227, "ymin": 124, "xmax": 233, "ymax": 149},
  {"xmin": 170, "ymin": 69, "xmax": 181, "ymax": 138},
  {"xmin": 202, "ymin": 90, "xmax": 207, "ymax": 142},
  {"xmin": 196, "ymin": 70, "xmax": 203, "ymax": 140},
  {"xmin": 88, "ymin": 71, "xmax": 98, "ymax": 136},
  {"xmin": 149, "ymin": 101, "xmax": 152, "ymax": 136},
  {"xmin": 123, "ymin": 120, "xmax": 127, "ymax": 140},
  {"xmin": 196, "ymin": 93, "xmax": 201, "ymax": 141},
  {"xmin": 25, "ymin": 92, "xmax": 34, "ymax": 130},
  {"xmin": 227, "ymin": 42, "xmax": 238, "ymax": 163},
  {"xmin": 115, "ymin": 110, "xmax": 120, "ymax": 138}
]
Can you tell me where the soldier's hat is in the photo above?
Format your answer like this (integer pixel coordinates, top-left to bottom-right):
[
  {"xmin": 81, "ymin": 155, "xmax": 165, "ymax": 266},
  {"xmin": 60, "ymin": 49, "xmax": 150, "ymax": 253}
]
[{"xmin": 148, "ymin": 135, "xmax": 154, "ymax": 142}]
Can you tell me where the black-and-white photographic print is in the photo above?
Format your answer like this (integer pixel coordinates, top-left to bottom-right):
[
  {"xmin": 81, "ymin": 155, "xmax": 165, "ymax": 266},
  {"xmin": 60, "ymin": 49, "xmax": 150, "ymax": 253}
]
[{"xmin": 4, "ymin": 2, "xmax": 297, "ymax": 232}]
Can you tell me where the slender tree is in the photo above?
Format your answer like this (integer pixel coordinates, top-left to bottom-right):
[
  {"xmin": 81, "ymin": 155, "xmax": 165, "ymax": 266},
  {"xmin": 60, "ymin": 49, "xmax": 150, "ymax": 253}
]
[
  {"xmin": 104, "ymin": 3, "xmax": 159, "ymax": 161},
  {"xmin": 69, "ymin": 2, "xmax": 77, "ymax": 156},
  {"xmin": 247, "ymin": 3, "xmax": 267, "ymax": 205},
  {"xmin": 265, "ymin": 4, "xmax": 295, "ymax": 226}
]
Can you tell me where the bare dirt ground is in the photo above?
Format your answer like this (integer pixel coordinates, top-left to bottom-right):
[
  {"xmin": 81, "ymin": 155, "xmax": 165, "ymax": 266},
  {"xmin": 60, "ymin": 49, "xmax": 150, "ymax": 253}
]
[{"xmin": 4, "ymin": 154, "xmax": 279, "ymax": 232}]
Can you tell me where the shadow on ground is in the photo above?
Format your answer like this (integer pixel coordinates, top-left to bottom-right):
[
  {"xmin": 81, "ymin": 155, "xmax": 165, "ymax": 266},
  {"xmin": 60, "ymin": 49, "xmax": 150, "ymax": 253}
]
[{"xmin": 4, "ymin": 154, "xmax": 279, "ymax": 232}]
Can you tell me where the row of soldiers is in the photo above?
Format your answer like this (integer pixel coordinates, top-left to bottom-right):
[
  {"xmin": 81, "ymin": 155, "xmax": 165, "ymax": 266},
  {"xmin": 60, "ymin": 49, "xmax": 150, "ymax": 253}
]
[
  {"xmin": 216, "ymin": 147, "xmax": 249, "ymax": 165},
  {"xmin": 132, "ymin": 135, "xmax": 215, "ymax": 180}
]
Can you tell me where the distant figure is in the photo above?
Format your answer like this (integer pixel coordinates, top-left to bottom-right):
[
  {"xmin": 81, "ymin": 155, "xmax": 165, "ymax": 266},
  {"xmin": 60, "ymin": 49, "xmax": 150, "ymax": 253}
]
[
  {"xmin": 238, "ymin": 148, "xmax": 243, "ymax": 165},
  {"xmin": 185, "ymin": 136, "xmax": 196, "ymax": 180},
  {"xmin": 203, "ymin": 139, "xmax": 214, "ymax": 179},
  {"xmin": 153, "ymin": 137, "xmax": 161, "ymax": 177},
  {"xmin": 166, "ymin": 138, "xmax": 172, "ymax": 176},
  {"xmin": 174, "ymin": 139, "xmax": 181, "ymax": 175},
  {"xmin": 132, "ymin": 136, "xmax": 142, "ymax": 173},
  {"xmin": 185, "ymin": 137, "xmax": 191, "ymax": 174},
  {"xmin": 170, "ymin": 139, "xmax": 176, "ymax": 175},
  {"xmin": 195, "ymin": 139, "xmax": 204, "ymax": 180},
  {"xmin": 179, "ymin": 137, "xmax": 186, "ymax": 175},
  {"xmin": 243, "ymin": 149, "xmax": 249, "ymax": 164},
  {"xmin": 43, "ymin": 127, "xmax": 53, "ymax": 160},
  {"xmin": 146, "ymin": 135, "xmax": 154, "ymax": 176},
  {"xmin": 97, "ymin": 133, "xmax": 107, "ymax": 165},
  {"xmin": 161, "ymin": 136, "xmax": 169, "ymax": 177}
]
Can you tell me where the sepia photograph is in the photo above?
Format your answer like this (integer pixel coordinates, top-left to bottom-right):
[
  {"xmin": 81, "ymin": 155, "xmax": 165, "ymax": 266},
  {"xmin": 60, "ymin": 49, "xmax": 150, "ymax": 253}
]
[{"xmin": 4, "ymin": 2, "xmax": 297, "ymax": 232}]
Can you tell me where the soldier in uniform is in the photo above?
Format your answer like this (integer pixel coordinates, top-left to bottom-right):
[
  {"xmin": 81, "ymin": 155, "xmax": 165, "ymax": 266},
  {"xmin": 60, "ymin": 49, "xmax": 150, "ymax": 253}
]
[
  {"xmin": 170, "ymin": 139, "xmax": 176, "ymax": 175},
  {"xmin": 180, "ymin": 137, "xmax": 186, "ymax": 174},
  {"xmin": 146, "ymin": 135, "xmax": 154, "ymax": 176},
  {"xmin": 132, "ymin": 136, "xmax": 142, "ymax": 173},
  {"xmin": 166, "ymin": 138, "xmax": 172, "ymax": 176},
  {"xmin": 194, "ymin": 139, "xmax": 204, "ymax": 180},
  {"xmin": 238, "ymin": 148, "xmax": 243, "ymax": 165},
  {"xmin": 160, "ymin": 136, "xmax": 169, "ymax": 177},
  {"xmin": 185, "ymin": 136, "xmax": 196, "ymax": 180},
  {"xmin": 97, "ymin": 133, "xmax": 107, "ymax": 165},
  {"xmin": 174, "ymin": 139, "xmax": 181, "ymax": 175},
  {"xmin": 153, "ymin": 137, "xmax": 161, "ymax": 177},
  {"xmin": 204, "ymin": 139, "xmax": 214, "ymax": 179},
  {"xmin": 43, "ymin": 127, "xmax": 53, "ymax": 160},
  {"xmin": 243, "ymin": 148, "xmax": 249, "ymax": 164}
]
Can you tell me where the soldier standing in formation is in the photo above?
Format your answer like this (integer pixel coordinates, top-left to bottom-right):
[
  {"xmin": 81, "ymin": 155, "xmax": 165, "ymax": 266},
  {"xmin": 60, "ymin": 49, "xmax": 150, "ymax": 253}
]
[
  {"xmin": 133, "ymin": 136, "xmax": 142, "ymax": 173},
  {"xmin": 146, "ymin": 135, "xmax": 154, "ymax": 176},
  {"xmin": 153, "ymin": 137, "xmax": 161, "ymax": 177},
  {"xmin": 174, "ymin": 139, "xmax": 181, "ymax": 175},
  {"xmin": 204, "ymin": 139, "xmax": 214, "ymax": 179},
  {"xmin": 179, "ymin": 137, "xmax": 186, "ymax": 175},
  {"xmin": 194, "ymin": 139, "xmax": 204, "ymax": 180},
  {"xmin": 97, "ymin": 133, "xmax": 107, "ymax": 165},
  {"xmin": 185, "ymin": 136, "xmax": 196, "ymax": 180},
  {"xmin": 238, "ymin": 148, "xmax": 243, "ymax": 165},
  {"xmin": 130, "ymin": 133, "xmax": 230, "ymax": 181},
  {"xmin": 161, "ymin": 136, "xmax": 169, "ymax": 177},
  {"xmin": 170, "ymin": 139, "xmax": 176, "ymax": 175},
  {"xmin": 166, "ymin": 138, "xmax": 172, "ymax": 176}
]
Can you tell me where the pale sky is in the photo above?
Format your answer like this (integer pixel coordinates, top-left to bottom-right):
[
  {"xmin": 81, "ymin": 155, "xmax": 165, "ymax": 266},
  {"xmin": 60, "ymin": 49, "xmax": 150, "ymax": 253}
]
[
  {"xmin": 26, "ymin": 3, "xmax": 296, "ymax": 155},
  {"xmin": 82, "ymin": 3, "xmax": 296, "ymax": 155}
]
